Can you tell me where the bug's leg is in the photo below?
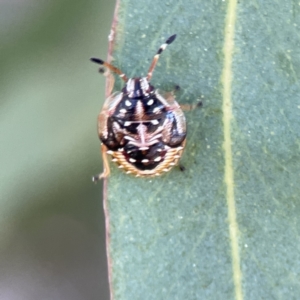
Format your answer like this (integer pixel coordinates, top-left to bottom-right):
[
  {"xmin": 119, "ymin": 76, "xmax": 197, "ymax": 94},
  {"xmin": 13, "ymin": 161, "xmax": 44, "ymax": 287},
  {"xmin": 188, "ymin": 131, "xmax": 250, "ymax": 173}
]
[
  {"xmin": 147, "ymin": 34, "xmax": 177, "ymax": 81},
  {"xmin": 90, "ymin": 58, "xmax": 128, "ymax": 82},
  {"xmin": 92, "ymin": 144, "xmax": 111, "ymax": 182},
  {"xmin": 106, "ymin": 72, "xmax": 115, "ymax": 96},
  {"xmin": 97, "ymin": 66, "xmax": 116, "ymax": 96},
  {"xmin": 163, "ymin": 90, "xmax": 177, "ymax": 104},
  {"xmin": 178, "ymin": 164, "xmax": 186, "ymax": 172},
  {"xmin": 162, "ymin": 85, "xmax": 184, "ymax": 102},
  {"xmin": 164, "ymin": 86, "xmax": 203, "ymax": 111},
  {"xmin": 174, "ymin": 84, "xmax": 181, "ymax": 92},
  {"xmin": 180, "ymin": 101, "xmax": 203, "ymax": 111}
]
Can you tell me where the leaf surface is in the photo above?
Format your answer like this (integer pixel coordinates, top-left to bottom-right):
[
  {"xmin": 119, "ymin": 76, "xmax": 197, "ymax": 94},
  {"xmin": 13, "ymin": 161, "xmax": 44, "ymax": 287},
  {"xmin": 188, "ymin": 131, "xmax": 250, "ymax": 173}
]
[{"xmin": 105, "ymin": 0, "xmax": 300, "ymax": 299}]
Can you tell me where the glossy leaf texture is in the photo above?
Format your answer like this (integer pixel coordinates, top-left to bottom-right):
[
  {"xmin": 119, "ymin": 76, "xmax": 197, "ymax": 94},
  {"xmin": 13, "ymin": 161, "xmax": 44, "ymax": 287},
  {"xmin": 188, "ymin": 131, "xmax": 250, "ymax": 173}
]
[{"xmin": 105, "ymin": 0, "xmax": 300, "ymax": 299}]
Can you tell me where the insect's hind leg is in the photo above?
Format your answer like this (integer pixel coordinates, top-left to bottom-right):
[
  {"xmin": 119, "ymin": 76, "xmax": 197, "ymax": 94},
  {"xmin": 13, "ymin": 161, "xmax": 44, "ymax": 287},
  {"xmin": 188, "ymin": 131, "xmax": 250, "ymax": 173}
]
[{"xmin": 92, "ymin": 144, "xmax": 111, "ymax": 182}]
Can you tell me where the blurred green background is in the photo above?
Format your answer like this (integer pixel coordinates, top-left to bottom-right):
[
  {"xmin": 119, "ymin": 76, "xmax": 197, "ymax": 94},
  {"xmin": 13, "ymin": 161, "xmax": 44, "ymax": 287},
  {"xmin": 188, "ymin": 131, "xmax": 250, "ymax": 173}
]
[{"xmin": 0, "ymin": 1, "xmax": 115, "ymax": 299}]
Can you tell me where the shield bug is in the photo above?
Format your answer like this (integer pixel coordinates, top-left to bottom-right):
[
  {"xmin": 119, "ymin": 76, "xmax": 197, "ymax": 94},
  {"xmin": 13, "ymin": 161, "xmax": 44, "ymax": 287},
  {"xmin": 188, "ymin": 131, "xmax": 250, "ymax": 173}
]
[{"xmin": 91, "ymin": 34, "xmax": 187, "ymax": 181}]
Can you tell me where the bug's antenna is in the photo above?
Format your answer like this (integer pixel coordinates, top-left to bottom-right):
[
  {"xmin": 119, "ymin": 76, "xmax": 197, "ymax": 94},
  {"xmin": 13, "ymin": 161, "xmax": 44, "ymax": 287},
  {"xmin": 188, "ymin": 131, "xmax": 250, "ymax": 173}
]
[
  {"xmin": 146, "ymin": 34, "xmax": 177, "ymax": 81},
  {"xmin": 90, "ymin": 58, "xmax": 128, "ymax": 82}
]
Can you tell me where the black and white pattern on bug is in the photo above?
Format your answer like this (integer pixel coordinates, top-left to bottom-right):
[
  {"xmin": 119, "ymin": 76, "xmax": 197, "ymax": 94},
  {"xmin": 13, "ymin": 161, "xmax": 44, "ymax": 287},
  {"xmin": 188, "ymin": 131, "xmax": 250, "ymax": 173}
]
[{"xmin": 91, "ymin": 34, "xmax": 187, "ymax": 180}]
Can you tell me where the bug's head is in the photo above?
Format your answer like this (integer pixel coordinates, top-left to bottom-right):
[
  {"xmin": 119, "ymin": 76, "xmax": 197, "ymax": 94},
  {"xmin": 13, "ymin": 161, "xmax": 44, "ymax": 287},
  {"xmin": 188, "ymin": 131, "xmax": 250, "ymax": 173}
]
[{"xmin": 123, "ymin": 77, "xmax": 154, "ymax": 99}]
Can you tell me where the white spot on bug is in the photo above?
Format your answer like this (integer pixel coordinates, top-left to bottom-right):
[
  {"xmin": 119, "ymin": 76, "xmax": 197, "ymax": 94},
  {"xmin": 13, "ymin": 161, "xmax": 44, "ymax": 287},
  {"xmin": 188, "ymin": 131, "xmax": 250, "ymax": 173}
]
[
  {"xmin": 126, "ymin": 171, "xmax": 132, "ymax": 174},
  {"xmin": 118, "ymin": 165, "xmax": 124, "ymax": 169},
  {"xmin": 151, "ymin": 119, "xmax": 159, "ymax": 125},
  {"xmin": 147, "ymin": 99, "xmax": 154, "ymax": 106},
  {"xmin": 153, "ymin": 107, "xmax": 160, "ymax": 113},
  {"xmin": 124, "ymin": 121, "xmax": 131, "ymax": 126},
  {"xmin": 154, "ymin": 156, "xmax": 161, "ymax": 162},
  {"xmin": 139, "ymin": 146, "xmax": 149, "ymax": 150},
  {"xmin": 112, "ymin": 158, "xmax": 118, "ymax": 162},
  {"xmin": 170, "ymin": 162, "xmax": 175, "ymax": 166},
  {"xmin": 119, "ymin": 108, "xmax": 127, "ymax": 114},
  {"xmin": 124, "ymin": 136, "xmax": 135, "ymax": 141},
  {"xmin": 163, "ymin": 168, "xmax": 169, "ymax": 172},
  {"xmin": 177, "ymin": 146, "xmax": 184, "ymax": 150},
  {"xmin": 140, "ymin": 77, "xmax": 149, "ymax": 92},
  {"xmin": 118, "ymin": 148, "xmax": 124, "ymax": 152},
  {"xmin": 126, "ymin": 78, "xmax": 134, "ymax": 97},
  {"xmin": 106, "ymin": 150, "xmax": 113, "ymax": 155},
  {"xmin": 125, "ymin": 100, "xmax": 131, "ymax": 106},
  {"xmin": 174, "ymin": 155, "xmax": 180, "ymax": 158},
  {"xmin": 129, "ymin": 158, "xmax": 136, "ymax": 163},
  {"xmin": 142, "ymin": 159, "xmax": 149, "ymax": 163}
]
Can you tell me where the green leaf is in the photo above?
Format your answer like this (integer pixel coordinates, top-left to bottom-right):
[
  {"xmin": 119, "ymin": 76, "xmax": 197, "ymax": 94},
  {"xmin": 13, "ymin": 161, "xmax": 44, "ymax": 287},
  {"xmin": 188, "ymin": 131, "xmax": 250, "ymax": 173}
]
[{"xmin": 105, "ymin": 0, "xmax": 300, "ymax": 299}]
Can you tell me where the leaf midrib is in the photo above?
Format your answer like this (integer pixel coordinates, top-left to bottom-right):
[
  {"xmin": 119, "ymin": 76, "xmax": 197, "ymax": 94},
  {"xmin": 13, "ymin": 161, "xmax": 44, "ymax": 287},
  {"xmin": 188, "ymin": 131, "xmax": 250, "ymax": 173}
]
[{"xmin": 221, "ymin": 0, "xmax": 243, "ymax": 300}]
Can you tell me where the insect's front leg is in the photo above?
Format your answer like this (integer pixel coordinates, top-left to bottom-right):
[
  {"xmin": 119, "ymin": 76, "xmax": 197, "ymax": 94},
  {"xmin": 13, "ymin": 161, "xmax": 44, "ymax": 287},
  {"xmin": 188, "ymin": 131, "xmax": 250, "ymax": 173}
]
[
  {"xmin": 99, "ymin": 68, "xmax": 115, "ymax": 96},
  {"xmin": 179, "ymin": 101, "xmax": 203, "ymax": 111},
  {"xmin": 164, "ymin": 87, "xmax": 203, "ymax": 111},
  {"xmin": 106, "ymin": 72, "xmax": 115, "ymax": 96}
]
